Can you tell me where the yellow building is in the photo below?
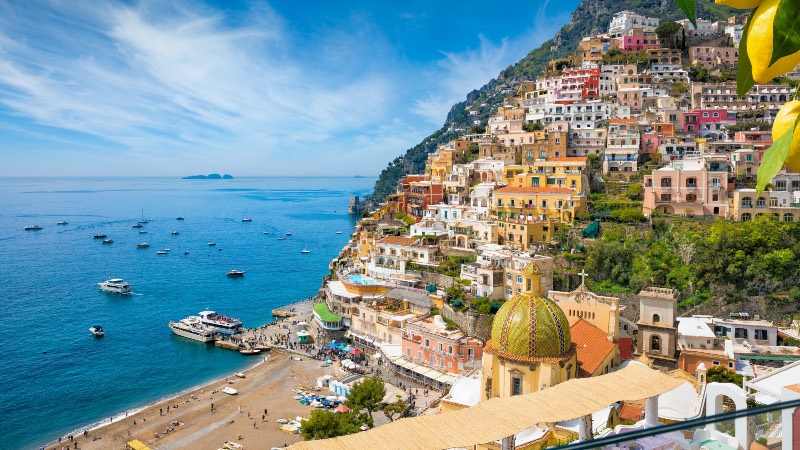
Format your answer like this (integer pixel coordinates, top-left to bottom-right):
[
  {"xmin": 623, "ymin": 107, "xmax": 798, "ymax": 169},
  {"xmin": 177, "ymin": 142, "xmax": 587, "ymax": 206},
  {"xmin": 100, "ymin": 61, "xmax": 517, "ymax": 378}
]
[
  {"xmin": 511, "ymin": 157, "xmax": 590, "ymax": 196},
  {"xmin": 491, "ymin": 186, "xmax": 588, "ymax": 249},
  {"xmin": 426, "ymin": 140, "xmax": 469, "ymax": 182}
]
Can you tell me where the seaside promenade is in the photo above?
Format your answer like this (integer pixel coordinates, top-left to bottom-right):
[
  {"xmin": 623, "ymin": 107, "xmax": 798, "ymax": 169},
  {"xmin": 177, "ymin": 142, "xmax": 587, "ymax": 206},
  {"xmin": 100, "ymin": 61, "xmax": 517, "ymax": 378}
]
[{"xmin": 44, "ymin": 298, "xmax": 444, "ymax": 450}]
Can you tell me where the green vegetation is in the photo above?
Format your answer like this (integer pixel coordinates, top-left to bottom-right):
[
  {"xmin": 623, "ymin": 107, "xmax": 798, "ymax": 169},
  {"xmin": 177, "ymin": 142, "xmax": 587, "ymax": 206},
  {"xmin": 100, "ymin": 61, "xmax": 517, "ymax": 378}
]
[
  {"xmin": 609, "ymin": 207, "xmax": 646, "ymax": 223},
  {"xmin": 345, "ymin": 376, "xmax": 386, "ymax": 421},
  {"xmin": 523, "ymin": 122, "xmax": 543, "ymax": 132},
  {"xmin": 436, "ymin": 255, "xmax": 476, "ymax": 278},
  {"xmin": 725, "ymin": 120, "xmax": 771, "ymax": 132},
  {"xmin": 383, "ymin": 400, "xmax": 407, "ymax": 422},
  {"xmin": 300, "ymin": 409, "xmax": 361, "ymax": 440},
  {"xmin": 394, "ymin": 212, "xmax": 416, "ymax": 227},
  {"xmin": 655, "ymin": 22, "xmax": 683, "ymax": 48},
  {"xmin": 584, "ymin": 217, "xmax": 800, "ymax": 302},
  {"xmin": 313, "ymin": 302, "xmax": 342, "ymax": 322},
  {"xmin": 707, "ymin": 366, "xmax": 743, "ymax": 386}
]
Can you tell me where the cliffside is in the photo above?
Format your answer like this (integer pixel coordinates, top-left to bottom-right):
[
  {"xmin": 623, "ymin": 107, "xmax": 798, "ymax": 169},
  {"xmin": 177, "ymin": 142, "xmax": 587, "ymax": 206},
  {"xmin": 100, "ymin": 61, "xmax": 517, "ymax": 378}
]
[{"xmin": 371, "ymin": 0, "xmax": 736, "ymax": 200}]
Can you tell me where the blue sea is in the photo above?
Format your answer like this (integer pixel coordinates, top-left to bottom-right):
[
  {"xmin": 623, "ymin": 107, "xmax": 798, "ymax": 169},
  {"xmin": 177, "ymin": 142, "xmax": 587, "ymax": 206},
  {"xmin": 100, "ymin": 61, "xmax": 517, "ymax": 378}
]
[{"xmin": 0, "ymin": 176, "xmax": 373, "ymax": 449}]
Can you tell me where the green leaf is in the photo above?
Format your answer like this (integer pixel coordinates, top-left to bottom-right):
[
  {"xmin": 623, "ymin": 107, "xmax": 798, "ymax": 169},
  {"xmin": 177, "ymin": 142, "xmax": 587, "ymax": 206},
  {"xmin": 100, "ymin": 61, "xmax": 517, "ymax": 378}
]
[
  {"xmin": 675, "ymin": 0, "xmax": 697, "ymax": 29},
  {"xmin": 756, "ymin": 118, "xmax": 798, "ymax": 195},
  {"xmin": 770, "ymin": 0, "xmax": 800, "ymax": 65},
  {"xmin": 737, "ymin": 9, "xmax": 759, "ymax": 97}
]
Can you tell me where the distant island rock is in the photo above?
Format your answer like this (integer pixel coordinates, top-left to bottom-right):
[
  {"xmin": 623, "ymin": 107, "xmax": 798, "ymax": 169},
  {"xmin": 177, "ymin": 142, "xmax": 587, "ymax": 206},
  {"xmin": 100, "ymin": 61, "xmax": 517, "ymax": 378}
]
[{"xmin": 182, "ymin": 173, "xmax": 234, "ymax": 180}]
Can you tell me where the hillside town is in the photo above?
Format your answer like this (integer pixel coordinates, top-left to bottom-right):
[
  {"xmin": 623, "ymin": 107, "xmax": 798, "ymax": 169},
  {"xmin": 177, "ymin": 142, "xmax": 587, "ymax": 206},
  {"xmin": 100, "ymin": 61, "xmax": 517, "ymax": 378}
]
[{"xmin": 295, "ymin": 10, "xmax": 800, "ymax": 450}]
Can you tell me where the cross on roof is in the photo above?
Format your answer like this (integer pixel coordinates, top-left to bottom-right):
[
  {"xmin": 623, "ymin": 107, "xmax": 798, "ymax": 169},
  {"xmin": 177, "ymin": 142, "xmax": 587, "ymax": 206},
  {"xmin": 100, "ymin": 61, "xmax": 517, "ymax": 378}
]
[{"xmin": 578, "ymin": 270, "xmax": 588, "ymax": 285}]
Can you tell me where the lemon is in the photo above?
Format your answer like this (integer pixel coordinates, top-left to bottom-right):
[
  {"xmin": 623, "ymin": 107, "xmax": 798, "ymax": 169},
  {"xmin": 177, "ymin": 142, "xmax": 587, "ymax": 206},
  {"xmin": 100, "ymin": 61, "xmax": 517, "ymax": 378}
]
[
  {"xmin": 748, "ymin": 0, "xmax": 800, "ymax": 83},
  {"xmin": 715, "ymin": 0, "xmax": 761, "ymax": 8},
  {"xmin": 772, "ymin": 100, "xmax": 800, "ymax": 172}
]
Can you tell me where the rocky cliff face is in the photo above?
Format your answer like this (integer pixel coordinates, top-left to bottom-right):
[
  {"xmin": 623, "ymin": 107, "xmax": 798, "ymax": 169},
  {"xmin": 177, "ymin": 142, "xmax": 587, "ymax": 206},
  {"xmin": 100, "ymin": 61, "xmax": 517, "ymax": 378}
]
[{"xmin": 371, "ymin": 0, "xmax": 735, "ymax": 200}]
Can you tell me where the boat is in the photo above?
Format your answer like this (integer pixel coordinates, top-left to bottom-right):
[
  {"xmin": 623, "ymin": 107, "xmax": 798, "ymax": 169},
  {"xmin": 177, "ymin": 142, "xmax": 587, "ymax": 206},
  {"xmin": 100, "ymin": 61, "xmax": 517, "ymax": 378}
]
[
  {"xmin": 137, "ymin": 243, "xmax": 150, "ymax": 248},
  {"xmin": 276, "ymin": 419, "xmax": 288, "ymax": 424},
  {"xmin": 57, "ymin": 221, "xmax": 69, "ymax": 225},
  {"xmin": 227, "ymin": 270, "xmax": 245, "ymax": 277},
  {"xmin": 221, "ymin": 387, "xmax": 238, "ymax": 395},
  {"xmin": 184, "ymin": 251, "xmax": 190, "ymax": 255},
  {"xmin": 98, "ymin": 278, "xmax": 131, "ymax": 295},
  {"xmin": 208, "ymin": 242, "xmax": 216, "ymax": 246},
  {"xmin": 198, "ymin": 310, "xmax": 243, "ymax": 335},
  {"xmin": 218, "ymin": 247, "xmax": 223, "ymax": 251},
  {"xmin": 234, "ymin": 372, "xmax": 246, "ymax": 378},
  {"xmin": 23, "ymin": 225, "xmax": 43, "ymax": 231},
  {"xmin": 139, "ymin": 210, "xmax": 149, "ymax": 224},
  {"xmin": 89, "ymin": 325, "xmax": 105, "ymax": 337},
  {"xmin": 163, "ymin": 248, "xmax": 171, "ymax": 252},
  {"xmin": 102, "ymin": 239, "xmax": 113, "ymax": 244},
  {"xmin": 93, "ymin": 234, "xmax": 107, "ymax": 239},
  {"xmin": 132, "ymin": 223, "xmax": 143, "ymax": 228},
  {"xmin": 139, "ymin": 230, "xmax": 147, "ymax": 234},
  {"xmin": 285, "ymin": 232, "xmax": 292, "ymax": 236},
  {"xmin": 242, "ymin": 218, "xmax": 252, "ymax": 222},
  {"xmin": 156, "ymin": 250, "xmax": 168, "ymax": 255},
  {"xmin": 176, "ymin": 216, "xmax": 185, "ymax": 221},
  {"xmin": 239, "ymin": 349, "xmax": 261, "ymax": 355},
  {"xmin": 301, "ymin": 250, "xmax": 311, "ymax": 254},
  {"xmin": 171, "ymin": 230, "xmax": 179, "ymax": 235},
  {"xmin": 169, "ymin": 316, "xmax": 216, "ymax": 343},
  {"xmin": 277, "ymin": 237, "xmax": 286, "ymax": 241},
  {"xmin": 263, "ymin": 231, "xmax": 270, "ymax": 235},
  {"xmin": 335, "ymin": 231, "xmax": 342, "ymax": 234}
]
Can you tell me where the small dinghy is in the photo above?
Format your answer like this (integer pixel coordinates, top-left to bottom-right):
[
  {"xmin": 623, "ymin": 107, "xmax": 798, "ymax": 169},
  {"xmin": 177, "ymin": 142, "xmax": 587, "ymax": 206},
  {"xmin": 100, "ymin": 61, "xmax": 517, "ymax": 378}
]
[
  {"xmin": 221, "ymin": 387, "xmax": 237, "ymax": 395},
  {"xmin": 234, "ymin": 372, "xmax": 246, "ymax": 378}
]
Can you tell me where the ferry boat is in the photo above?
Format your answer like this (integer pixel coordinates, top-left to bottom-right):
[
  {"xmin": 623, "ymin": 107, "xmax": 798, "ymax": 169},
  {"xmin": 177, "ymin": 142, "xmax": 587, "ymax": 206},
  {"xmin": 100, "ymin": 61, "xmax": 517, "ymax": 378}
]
[
  {"xmin": 93, "ymin": 234, "xmax": 107, "ymax": 239},
  {"xmin": 198, "ymin": 310, "xmax": 243, "ymax": 335},
  {"xmin": 89, "ymin": 325, "xmax": 105, "ymax": 337},
  {"xmin": 227, "ymin": 270, "xmax": 245, "ymax": 277},
  {"xmin": 137, "ymin": 243, "xmax": 150, "ymax": 248},
  {"xmin": 169, "ymin": 316, "xmax": 216, "ymax": 343},
  {"xmin": 102, "ymin": 239, "xmax": 113, "ymax": 244},
  {"xmin": 98, "ymin": 278, "xmax": 131, "ymax": 295},
  {"xmin": 23, "ymin": 225, "xmax": 43, "ymax": 231},
  {"xmin": 57, "ymin": 221, "xmax": 69, "ymax": 225}
]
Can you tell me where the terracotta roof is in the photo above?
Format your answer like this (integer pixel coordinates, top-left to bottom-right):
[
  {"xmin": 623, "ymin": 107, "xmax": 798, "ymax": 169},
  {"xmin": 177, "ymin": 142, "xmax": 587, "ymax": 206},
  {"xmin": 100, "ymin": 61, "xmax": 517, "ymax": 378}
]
[
  {"xmin": 378, "ymin": 236, "xmax": 418, "ymax": 246},
  {"xmin": 494, "ymin": 186, "xmax": 573, "ymax": 195},
  {"xmin": 569, "ymin": 317, "xmax": 617, "ymax": 377},
  {"xmin": 619, "ymin": 404, "xmax": 644, "ymax": 421}
]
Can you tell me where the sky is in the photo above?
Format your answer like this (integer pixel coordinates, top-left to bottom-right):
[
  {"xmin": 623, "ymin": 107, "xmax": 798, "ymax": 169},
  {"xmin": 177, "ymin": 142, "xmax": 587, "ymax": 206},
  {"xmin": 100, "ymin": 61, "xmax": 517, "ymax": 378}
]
[{"xmin": 0, "ymin": 0, "xmax": 580, "ymax": 177}]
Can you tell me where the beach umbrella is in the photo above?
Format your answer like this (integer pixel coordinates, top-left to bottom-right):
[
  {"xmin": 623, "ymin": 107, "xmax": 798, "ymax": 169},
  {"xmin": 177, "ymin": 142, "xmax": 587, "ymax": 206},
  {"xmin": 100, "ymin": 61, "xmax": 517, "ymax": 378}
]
[
  {"xmin": 343, "ymin": 346, "xmax": 355, "ymax": 351},
  {"xmin": 334, "ymin": 404, "xmax": 351, "ymax": 413},
  {"xmin": 350, "ymin": 348, "xmax": 362, "ymax": 355},
  {"xmin": 327, "ymin": 342, "xmax": 338, "ymax": 348}
]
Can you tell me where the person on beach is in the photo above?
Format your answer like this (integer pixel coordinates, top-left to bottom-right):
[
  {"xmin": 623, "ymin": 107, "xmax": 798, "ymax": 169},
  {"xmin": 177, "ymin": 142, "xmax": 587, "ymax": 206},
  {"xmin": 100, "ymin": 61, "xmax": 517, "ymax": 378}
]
[
  {"xmin": 160, "ymin": 407, "xmax": 163, "ymax": 415},
  {"xmin": 211, "ymin": 403, "xmax": 214, "ymax": 412}
]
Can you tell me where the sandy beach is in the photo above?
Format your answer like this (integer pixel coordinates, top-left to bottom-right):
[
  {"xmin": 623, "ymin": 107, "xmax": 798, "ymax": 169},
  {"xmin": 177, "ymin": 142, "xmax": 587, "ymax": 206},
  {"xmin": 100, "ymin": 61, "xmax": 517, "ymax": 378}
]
[{"xmin": 46, "ymin": 352, "xmax": 335, "ymax": 450}]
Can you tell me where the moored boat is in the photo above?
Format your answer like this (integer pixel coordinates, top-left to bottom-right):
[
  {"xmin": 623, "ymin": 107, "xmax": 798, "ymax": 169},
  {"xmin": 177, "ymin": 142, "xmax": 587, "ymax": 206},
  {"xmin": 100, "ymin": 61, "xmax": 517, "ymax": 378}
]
[
  {"xmin": 226, "ymin": 270, "xmax": 245, "ymax": 277},
  {"xmin": 242, "ymin": 218, "xmax": 252, "ymax": 222},
  {"xmin": 221, "ymin": 387, "xmax": 238, "ymax": 395},
  {"xmin": 176, "ymin": 216, "xmax": 185, "ymax": 221},
  {"xmin": 198, "ymin": 310, "xmax": 243, "ymax": 335},
  {"xmin": 169, "ymin": 316, "xmax": 216, "ymax": 343},
  {"xmin": 102, "ymin": 239, "xmax": 113, "ymax": 244},
  {"xmin": 137, "ymin": 243, "xmax": 150, "ymax": 248},
  {"xmin": 208, "ymin": 242, "xmax": 216, "ymax": 246},
  {"xmin": 239, "ymin": 349, "xmax": 261, "ymax": 355},
  {"xmin": 93, "ymin": 234, "xmax": 107, "ymax": 239},
  {"xmin": 23, "ymin": 225, "xmax": 43, "ymax": 231},
  {"xmin": 57, "ymin": 221, "xmax": 69, "ymax": 225},
  {"xmin": 132, "ymin": 223, "xmax": 143, "ymax": 228},
  {"xmin": 234, "ymin": 372, "xmax": 246, "ymax": 378},
  {"xmin": 301, "ymin": 249, "xmax": 311, "ymax": 254},
  {"xmin": 156, "ymin": 250, "xmax": 168, "ymax": 255},
  {"xmin": 98, "ymin": 278, "xmax": 131, "ymax": 295},
  {"xmin": 89, "ymin": 325, "xmax": 105, "ymax": 337},
  {"xmin": 171, "ymin": 230, "xmax": 179, "ymax": 235}
]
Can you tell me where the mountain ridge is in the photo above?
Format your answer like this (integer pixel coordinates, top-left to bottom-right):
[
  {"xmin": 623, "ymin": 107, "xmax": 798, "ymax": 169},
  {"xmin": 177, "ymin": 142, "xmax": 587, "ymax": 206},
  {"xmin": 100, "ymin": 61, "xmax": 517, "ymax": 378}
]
[{"xmin": 371, "ymin": 0, "xmax": 736, "ymax": 200}]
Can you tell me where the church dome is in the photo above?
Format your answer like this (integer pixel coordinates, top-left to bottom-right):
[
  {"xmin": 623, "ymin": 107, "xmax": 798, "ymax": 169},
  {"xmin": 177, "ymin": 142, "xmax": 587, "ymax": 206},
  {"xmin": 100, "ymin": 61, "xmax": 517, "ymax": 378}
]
[{"xmin": 489, "ymin": 292, "xmax": 572, "ymax": 362}]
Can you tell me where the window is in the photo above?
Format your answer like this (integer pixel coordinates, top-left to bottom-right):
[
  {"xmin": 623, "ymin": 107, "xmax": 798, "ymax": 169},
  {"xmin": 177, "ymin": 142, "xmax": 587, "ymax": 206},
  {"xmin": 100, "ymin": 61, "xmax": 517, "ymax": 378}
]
[
  {"xmin": 754, "ymin": 329, "xmax": 768, "ymax": 340},
  {"xmin": 516, "ymin": 276, "xmax": 523, "ymax": 283},
  {"xmin": 686, "ymin": 193, "xmax": 697, "ymax": 202},
  {"xmin": 650, "ymin": 335, "xmax": 661, "ymax": 351},
  {"xmin": 742, "ymin": 197, "xmax": 752, "ymax": 208},
  {"xmin": 712, "ymin": 194, "xmax": 719, "ymax": 202},
  {"xmin": 448, "ymin": 345, "xmax": 453, "ymax": 354},
  {"xmin": 741, "ymin": 213, "xmax": 752, "ymax": 221},
  {"xmin": 424, "ymin": 339, "xmax": 430, "ymax": 348},
  {"xmin": 652, "ymin": 314, "xmax": 661, "ymax": 324},
  {"xmin": 756, "ymin": 197, "xmax": 766, "ymax": 207},
  {"xmin": 438, "ymin": 343, "xmax": 443, "ymax": 352},
  {"xmin": 660, "ymin": 178, "xmax": 672, "ymax": 187},
  {"xmin": 784, "ymin": 213, "xmax": 794, "ymax": 222},
  {"xmin": 467, "ymin": 348, "xmax": 474, "ymax": 357},
  {"xmin": 734, "ymin": 328, "xmax": 749, "ymax": 339},
  {"xmin": 686, "ymin": 177, "xmax": 697, "ymax": 188},
  {"xmin": 512, "ymin": 377, "xmax": 522, "ymax": 396}
]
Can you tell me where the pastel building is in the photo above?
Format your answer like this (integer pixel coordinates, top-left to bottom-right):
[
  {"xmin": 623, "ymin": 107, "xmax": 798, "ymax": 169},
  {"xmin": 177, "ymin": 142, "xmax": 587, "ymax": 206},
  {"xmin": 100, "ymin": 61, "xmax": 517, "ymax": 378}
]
[
  {"xmin": 604, "ymin": 119, "xmax": 640, "ymax": 172},
  {"xmin": 643, "ymin": 157, "xmax": 729, "ymax": 217},
  {"xmin": 683, "ymin": 109, "xmax": 736, "ymax": 137},
  {"xmin": 367, "ymin": 236, "xmax": 444, "ymax": 280},
  {"xmin": 689, "ymin": 46, "xmax": 738, "ymax": 69},
  {"xmin": 728, "ymin": 189, "xmax": 800, "ymax": 222},
  {"xmin": 608, "ymin": 11, "xmax": 659, "ymax": 39},
  {"xmin": 400, "ymin": 314, "xmax": 484, "ymax": 376}
]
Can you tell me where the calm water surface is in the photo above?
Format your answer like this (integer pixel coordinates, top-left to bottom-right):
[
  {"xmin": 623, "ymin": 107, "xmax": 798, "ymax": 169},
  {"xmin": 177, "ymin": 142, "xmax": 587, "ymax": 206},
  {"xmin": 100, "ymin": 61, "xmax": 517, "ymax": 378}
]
[{"xmin": 0, "ymin": 176, "xmax": 373, "ymax": 448}]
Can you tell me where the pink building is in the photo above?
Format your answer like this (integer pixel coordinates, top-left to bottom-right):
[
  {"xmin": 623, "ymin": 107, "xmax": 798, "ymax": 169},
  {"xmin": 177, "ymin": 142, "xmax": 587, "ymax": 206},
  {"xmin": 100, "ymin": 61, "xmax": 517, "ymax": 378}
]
[
  {"xmin": 620, "ymin": 29, "xmax": 660, "ymax": 52},
  {"xmin": 683, "ymin": 109, "xmax": 737, "ymax": 135},
  {"xmin": 400, "ymin": 315, "xmax": 483, "ymax": 375},
  {"xmin": 643, "ymin": 157, "xmax": 729, "ymax": 217}
]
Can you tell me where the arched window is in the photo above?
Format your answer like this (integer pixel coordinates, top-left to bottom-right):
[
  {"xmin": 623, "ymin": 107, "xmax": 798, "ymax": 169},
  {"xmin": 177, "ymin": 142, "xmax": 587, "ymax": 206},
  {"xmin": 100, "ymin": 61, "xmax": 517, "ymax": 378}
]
[
  {"xmin": 741, "ymin": 213, "xmax": 752, "ymax": 222},
  {"xmin": 741, "ymin": 197, "xmax": 752, "ymax": 208},
  {"xmin": 651, "ymin": 335, "xmax": 661, "ymax": 352},
  {"xmin": 652, "ymin": 314, "xmax": 661, "ymax": 324},
  {"xmin": 784, "ymin": 213, "xmax": 794, "ymax": 222}
]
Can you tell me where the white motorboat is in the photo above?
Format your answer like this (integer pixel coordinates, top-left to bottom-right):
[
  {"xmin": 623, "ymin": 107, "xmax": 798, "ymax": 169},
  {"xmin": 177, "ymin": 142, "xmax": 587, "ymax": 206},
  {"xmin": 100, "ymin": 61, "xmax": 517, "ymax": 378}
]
[
  {"xmin": 98, "ymin": 278, "xmax": 131, "ymax": 295},
  {"xmin": 234, "ymin": 372, "xmax": 246, "ymax": 378},
  {"xmin": 263, "ymin": 231, "xmax": 270, "ymax": 235},
  {"xmin": 137, "ymin": 243, "xmax": 150, "ymax": 248},
  {"xmin": 102, "ymin": 239, "xmax": 113, "ymax": 244},
  {"xmin": 156, "ymin": 250, "xmax": 168, "ymax": 255},
  {"xmin": 24, "ymin": 225, "xmax": 43, "ymax": 231},
  {"xmin": 57, "ymin": 221, "xmax": 69, "ymax": 225},
  {"xmin": 169, "ymin": 316, "xmax": 216, "ymax": 343},
  {"xmin": 285, "ymin": 232, "xmax": 292, "ymax": 236},
  {"xmin": 89, "ymin": 325, "xmax": 105, "ymax": 337},
  {"xmin": 335, "ymin": 231, "xmax": 342, "ymax": 234},
  {"xmin": 208, "ymin": 242, "xmax": 216, "ymax": 246},
  {"xmin": 227, "ymin": 270, "xmax": 245, "ymax": 277},
  {"xmin": 171, "ymin": 230, "xmax": 179, "ymax": 235},
  {"xmin": 198, "ymin": 310, "xmax": 243, "ymax": 335},
  {"xmin": 221, "ymin": 387, "xmax": 238, "ymax": 395},
  {"xmin": 277, "ymin": 237, "xmax": 286, "ymax": 240},
  {"xmin": 301, "ymin": 249, "xmax": 311, "ymax": 254},
  {"xmin": 132, "ymin": 223, "xmax": 143, "ymax": 228},
  {"xmin": 242, "ymin": 218, "xmax": 252, "ymax": 222},
  {"xmin": 139, "ymin": 230, "xmax": 147, "ymax": 234}
]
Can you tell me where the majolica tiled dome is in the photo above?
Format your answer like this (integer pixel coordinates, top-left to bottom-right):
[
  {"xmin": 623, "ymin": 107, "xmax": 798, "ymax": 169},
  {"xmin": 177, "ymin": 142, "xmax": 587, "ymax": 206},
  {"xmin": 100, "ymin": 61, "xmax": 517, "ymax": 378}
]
[{"xmin": 490, "ymin": 292, "xmax": 571, "ymax": 362}]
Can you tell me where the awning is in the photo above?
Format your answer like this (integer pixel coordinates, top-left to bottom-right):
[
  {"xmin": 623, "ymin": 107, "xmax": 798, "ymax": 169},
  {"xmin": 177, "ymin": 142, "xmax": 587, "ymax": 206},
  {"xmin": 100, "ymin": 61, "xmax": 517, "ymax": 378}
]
[
  {"xmin": 344, "ymin": 330, "xmax": 352, "ymax": 338},
  {"xmin": 351, "ymin": 348, "xmax": 362, "ymax": 355}
]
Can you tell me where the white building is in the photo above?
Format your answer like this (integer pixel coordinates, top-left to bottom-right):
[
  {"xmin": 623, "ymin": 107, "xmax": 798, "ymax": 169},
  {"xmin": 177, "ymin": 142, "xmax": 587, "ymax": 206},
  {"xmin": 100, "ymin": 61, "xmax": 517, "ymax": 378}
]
[
  {"xmin": 608, "ymin": 11, "xmax": 659, "ymax": 38},
  {"xmin": 648, "ymin": 64, "xmax": 690, "ymax": 84}
]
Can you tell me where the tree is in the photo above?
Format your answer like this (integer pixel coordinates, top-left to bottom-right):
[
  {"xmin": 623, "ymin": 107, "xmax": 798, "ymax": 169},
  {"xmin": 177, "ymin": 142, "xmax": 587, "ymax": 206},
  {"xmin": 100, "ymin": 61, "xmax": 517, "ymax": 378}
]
[
  {"xmin": 383, "ymin": 400, "xmax": 407, "ymax": 422},
  {"xmin": 626, "ymin": 183, "xmax": 643, "ymax": 200},
  {"xmin": 706, "ymin": 366, "xmax": 744, "ymax": 386},
  {"xmin": 610, "ymin": 207, "xmax": 646, "ymax": 223},
  {"xmin": 470, "ymin": 125, "xmax": 486, "ymax": 134},
  {"xmin": 300, "ymin": 409, "xmax": 360, "ymax": 440},
  {"xmin": 654, "ymin": 22, "xmax": 682, "ymax": 48},
  {"xmin": 523, "ymin": 122, "xmax": 543, "ymax": 132},
  {"xmin": 346, "ymin": 376, "xmax": 386, "ymax": 421}
]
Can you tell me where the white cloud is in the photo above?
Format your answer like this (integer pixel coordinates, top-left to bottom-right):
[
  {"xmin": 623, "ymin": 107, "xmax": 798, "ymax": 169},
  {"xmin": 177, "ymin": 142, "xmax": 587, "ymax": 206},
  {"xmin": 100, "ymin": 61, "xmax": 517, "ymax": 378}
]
[{"xmin": 411, "ymin": 1, "xmax": 571, "ymax": 125}]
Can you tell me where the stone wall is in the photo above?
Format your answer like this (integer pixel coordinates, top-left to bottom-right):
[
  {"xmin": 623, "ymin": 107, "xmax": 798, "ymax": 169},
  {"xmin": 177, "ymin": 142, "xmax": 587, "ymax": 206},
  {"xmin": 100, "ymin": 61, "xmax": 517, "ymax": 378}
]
[
  {"xmin": 413, "ymin": 272, "xmax": 457, "ymax": 289},
  {"xmin": 441, "ymin": 303, "xmax": 494, "ymax": 341}
]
